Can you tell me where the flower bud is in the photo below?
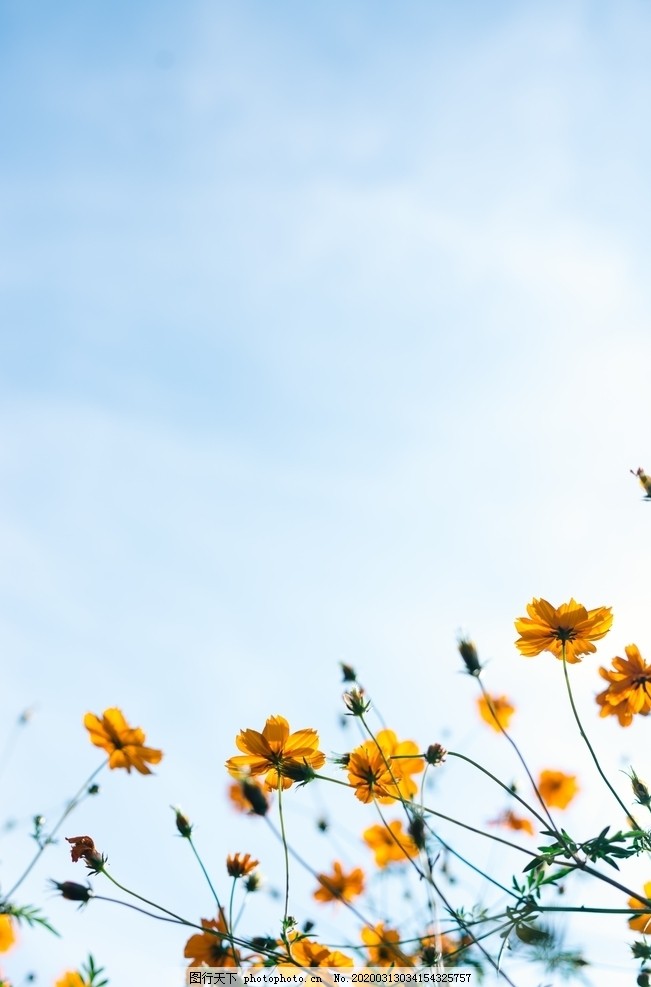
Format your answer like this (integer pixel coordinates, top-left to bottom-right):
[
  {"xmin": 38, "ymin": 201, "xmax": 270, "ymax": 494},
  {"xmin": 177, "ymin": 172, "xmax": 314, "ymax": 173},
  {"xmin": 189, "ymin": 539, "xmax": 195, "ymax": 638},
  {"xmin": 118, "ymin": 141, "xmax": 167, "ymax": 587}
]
[{"xmin": 458, "ymin": 637, "xmax": 482, "ymax": 676}]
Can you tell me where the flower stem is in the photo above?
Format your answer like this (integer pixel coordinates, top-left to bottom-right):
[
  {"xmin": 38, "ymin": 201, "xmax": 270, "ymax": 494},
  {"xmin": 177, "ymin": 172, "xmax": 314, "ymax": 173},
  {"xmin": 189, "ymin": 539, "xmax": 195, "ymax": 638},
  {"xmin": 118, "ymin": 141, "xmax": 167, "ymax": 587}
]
[
  {"xmin": 3, "ymin": 760, "xmax": 107, "ymax": 902},
  {"xmin": 187, "ymin": 836, "xmax": 222, "ymax": 911},
  {"xmin": 561, "ymin": 645, "xmax": 639, "ymax": 828}
]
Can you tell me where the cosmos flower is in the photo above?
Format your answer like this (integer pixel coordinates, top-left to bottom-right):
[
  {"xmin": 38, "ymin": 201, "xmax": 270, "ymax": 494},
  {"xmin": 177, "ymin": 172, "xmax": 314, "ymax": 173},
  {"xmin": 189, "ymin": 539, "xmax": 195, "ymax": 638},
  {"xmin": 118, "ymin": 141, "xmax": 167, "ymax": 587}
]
[
  {"xmin": 225, "ymin": 715, "xmax": 325, "ymax": 791},
  {"xmin": 537, "ymin": 770, "xmax": 578, "ymax": 809},
  {"xmin": 488, "ymin": 809, "xmax": 535, "ymax": 836},
  {"xmin": 184, "ymin": 910, "xmax": 239, "ymax": 967},
  {"xmin": 226, "ymin": 853, "xmax": 259, "ymax": 878},
  {"xmin": 313, "ymin": 861, "xmax": 365, "ymax": 903},
  {"xmin": 363, "ymin": 820, "xmax": 420, "ymax": 867},
  {"xmin": 514, "ymin": 598, "xmax": 612, "ymax": 664},
  {"xmin": 628, "ymin": 882, "xmax": 651, "ymax": 933},
  {"xmin": 477, "ymin": 694, "xmax": 515, "ymax": 732},
  {"xmin": 84, "ymin": 708, "xmax": 163, "ymax": 774},
  {"xmin": 0, "ymin": 917, "xmax": 15, "ymax": 953},
  {"xmin": 596, "ymin": 644, "xmax": 651, "ymax": 726},
  {"xmin": 361, "ymin": 923, "xmax": 412, "ymax": 967}
]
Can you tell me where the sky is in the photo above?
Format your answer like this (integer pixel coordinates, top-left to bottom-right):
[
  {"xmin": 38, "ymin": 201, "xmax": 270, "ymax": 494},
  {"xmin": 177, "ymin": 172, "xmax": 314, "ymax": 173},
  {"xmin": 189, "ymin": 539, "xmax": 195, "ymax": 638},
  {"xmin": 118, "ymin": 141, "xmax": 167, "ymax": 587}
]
[{"xmin": 1, "ymin": 1, "xmax": 651, "ymax": 984}]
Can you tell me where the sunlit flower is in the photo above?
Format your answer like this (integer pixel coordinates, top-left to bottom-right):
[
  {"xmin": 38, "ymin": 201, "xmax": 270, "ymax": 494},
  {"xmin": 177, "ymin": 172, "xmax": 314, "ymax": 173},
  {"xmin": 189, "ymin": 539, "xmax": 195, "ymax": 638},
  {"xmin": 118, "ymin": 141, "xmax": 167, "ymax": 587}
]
[
  {"xmin": 226, "ymin": 852, "xmax": 259, "ymax": 878},
  {"xmin": 285, "ymin": 938, "xmax": 354, "ymax": 967},
  {"xmin": 628, "ymin": 882, "xmax": 651, "ymax": 933},
  {"xmin": 514, "ymin": 598, "xmax": 612, "ymax": 664},
  {"xmin": 84, "ymin": 708, "xmax": 163, "ymax": 774},
  {"xmin": 54, "ymin": 973, "xmax": 85, "ymax": 987},
  {"xmin": 596, "ymin": 645, "xmax": 651, "ymax": 727},
  {"xmin": 347, "ymin": 730, "xmax": 422, "ymax": 804},
  {"xmin": 313, "ymin": 861, "xmax": 365, "ymax": 903},
  {"xmin": 346, "ymin": 743, "xmax": 397, "ymax": 803},
  {"xmin": 488, "ymin": 809, "xmax": 535, "ymax": 836},
  {"xmin": 225, "ymin": 715, "xmax": 325, "ymax": 791},
  {"xmin": 363, "ymin": 820, "xmax": 419, "ymax": 867},
  {"xmin": 537, "ymin": 770, "xmax": 578, "ymax": 809},
  {"xmin": 477, "ymin": 694, "xmax": 515, "ymax": 732},
  {"xmin": 361, "ymin": 923, "xmax": 412, "ymax": 967},
  {"xmin": 0, "ymin": 917, "xmax": 15, "ymax": 953},
  {"xmin": 184, "ymin": 909, "xmax": 239, "ymax": 967}
]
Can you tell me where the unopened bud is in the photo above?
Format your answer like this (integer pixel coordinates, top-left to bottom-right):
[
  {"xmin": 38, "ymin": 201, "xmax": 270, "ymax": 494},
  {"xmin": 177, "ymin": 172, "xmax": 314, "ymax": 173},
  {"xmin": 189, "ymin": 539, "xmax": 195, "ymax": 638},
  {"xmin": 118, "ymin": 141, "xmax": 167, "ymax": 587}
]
[
  {"xmin": 172, "ymin": 806, "xmax": 193, "ymax": 837},
  {"xmin": 458, "ymin": 637, "xmax": 482, "ymax": 676}
]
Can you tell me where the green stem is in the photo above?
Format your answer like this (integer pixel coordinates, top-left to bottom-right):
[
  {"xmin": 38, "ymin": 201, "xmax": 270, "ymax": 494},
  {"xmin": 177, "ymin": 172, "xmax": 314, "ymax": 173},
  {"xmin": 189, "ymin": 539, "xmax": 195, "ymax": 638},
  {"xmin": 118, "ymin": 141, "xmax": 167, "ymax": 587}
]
[
  {"xmin": 561, "ymin": 645, "xmax": 639, "ymax": 828},
  {"xmin": 187, "ymin": 836, "xmax": 222, "ymax": 911},
  {"xmin": 3, "ymin": 760, "xmax": 107, "ymax": 902},
  {"xmin": 276, "ymin": 774, "xmax": 291, "ymax": 934},
  {"xmin": 448, "ymin": 751, "xmax": 549, "ymax": 829}
]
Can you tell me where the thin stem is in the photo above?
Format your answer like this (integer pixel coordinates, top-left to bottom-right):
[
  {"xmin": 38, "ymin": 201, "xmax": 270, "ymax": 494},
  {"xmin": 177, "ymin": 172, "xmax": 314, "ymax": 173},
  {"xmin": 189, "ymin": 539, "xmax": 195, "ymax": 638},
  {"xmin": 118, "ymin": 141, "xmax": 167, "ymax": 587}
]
[
  {"xmin": 3, "ymin": 760, "xmax": 107, "ymax": 902},
  {"xmin": 187, "ymin": 836, "xmax": 222, "ymax": 911},
  {"xmin": 561, "ymin": 645, "xmax": 639, "ymax": 828},
  {"xmin": 476, "ymin": 679, "xmax": 560, "ymax": 836},
  {"xmin": 227, "ymin": 878, "xmax": 238, "ymax": 964},
  {"xmin": 276, "ymin": 775, "xmax": 291, "ymax": 933},
  {"xmin": 448, "ymin": 751, "xmax": 549, "ymax": 829}
]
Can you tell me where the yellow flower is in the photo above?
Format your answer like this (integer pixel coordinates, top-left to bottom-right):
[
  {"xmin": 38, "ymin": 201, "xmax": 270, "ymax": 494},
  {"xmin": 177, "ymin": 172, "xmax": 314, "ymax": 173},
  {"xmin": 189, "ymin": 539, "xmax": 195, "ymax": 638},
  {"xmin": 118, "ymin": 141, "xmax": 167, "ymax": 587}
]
[
  {"xmin": 346, "ymin": 743, "xmax": 397, "ymax": 803},
  {"xmin": 84, "ymin": 708, "xmax": 163, "ymax": 774},
  {"xmin": 283, "ymin": 938, "xmax": 354, "ymax": 967},
  {"xmin": 347, "ymin": 730, "xmax": 423, "ymax": 804},
  {"xmin": 54, "ymin": 974, "xmax": 85, "ymax": 987},
  {"xmin": 363, "ymin": 820, "xmax": 419, "ymax": 867},
  {"xmin": 226, "ymin": 852, "xmax": 259, "ymax": 878},
  {"xmin": 0, "ymin": 917, "xmax": 15, "ymax": 953},
  {"xmin": 313, "ymin": 861, "xmax": 365, "ymax": 903},
  {"xmin": 628, "ymin": 881, "xmax": 651, "ymax": 933},
  {"xmin": 361, "ymin": 923, "xmax": 412, "ymax": 967},
  {"xmin": 596, "ymin": 644, "xmax": 651, "ymax": 727},
  {"xmin": 538, "ymin": 770, "xmax": 578, "ymax": 809},
  {"xmin": 514, "ymin": 598, "xmax": 612, "ymax": 664},
  {"xmin": 488, "ymin": 809, "xmax": 535, "ymax": 836},
  {"xmin": 225, "ymin": 715, "xmax": 325, "ymax": 791},
  {"xmin": 184, "ymin": 909, "xmax": 239, "ymax": 967},
  {"xmin": 477, "ymin": 694, "xmax": 515, "ymax": 732}
]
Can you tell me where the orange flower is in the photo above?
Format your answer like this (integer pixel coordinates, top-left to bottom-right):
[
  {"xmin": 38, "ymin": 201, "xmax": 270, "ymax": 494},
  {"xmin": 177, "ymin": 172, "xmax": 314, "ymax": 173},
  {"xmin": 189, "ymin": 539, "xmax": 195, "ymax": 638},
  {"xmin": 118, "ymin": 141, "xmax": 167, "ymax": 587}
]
[
  {"xmin": 477, "ymin": 694, "xmax": 515, "ymax": 732},
  {"xmin": 184, "ymin": 909, "xmax": 238, "ymax": 967},
  {"xmin": 226, "ymin": 852, "xmax": 259, "ymax": 878},
  {"xmin": 596, "ymin": 645, "xmax": 651, "ymax": 727},
  {"xmin": 628, "ymin": 881, "xmax": 651, "ymax": 933},
  {"xmin": 0, "ymin": 917, "xmax": 15, "ymax": 953},
  {"xmin": 54, "ymin": 974, "xmax": 85, "ymax": 987},
  {"xmin": 84, "ymin": 708, "xmax": 163, "ymax": 774},
  {"xmin": 313, "ymin": 861, "xmax": 365, "ymax": 903},
  {"xmin": 361, "ymin": 923, "xmax": 412, "ymax": 967},
  {"xmin": 225, "ymin": 715, "xmax": 325, "ymax": 790},
  {"xmin": 346, "ymin": 743, "xmax": 397, "ymax": 803},
  {"xmin": 514, "ymin": 598, "xmax": 612, "ymax": 664},
  {"xmin": 488, "ymin": 810, "xmax": 535, "ymax": 836},
  {"xmin": 283, "ymin": 938, "xmax": 353, "ymax": 967},
  {"xmin": 347, "ymin": 730, "xmax": 422, "ymax": 804},
  {"xmin": 537, "ymin": 770, "xmax": 578, "ymax": 809},
  {"xmin": 228, "ymin": 778, "xmax": 270, "ymax": 816},
  {"xmin": 363, "ymin": 820, "xmax": 419, "ymax": 867}
]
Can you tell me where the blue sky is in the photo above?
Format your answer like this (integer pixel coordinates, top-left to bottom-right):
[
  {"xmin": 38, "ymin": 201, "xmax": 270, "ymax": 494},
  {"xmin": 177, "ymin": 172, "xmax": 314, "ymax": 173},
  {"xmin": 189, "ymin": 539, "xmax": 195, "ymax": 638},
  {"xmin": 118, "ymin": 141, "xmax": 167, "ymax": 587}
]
[{"xmin": 2, "ymin": 2, "xmax": 651, "ymax": 984}]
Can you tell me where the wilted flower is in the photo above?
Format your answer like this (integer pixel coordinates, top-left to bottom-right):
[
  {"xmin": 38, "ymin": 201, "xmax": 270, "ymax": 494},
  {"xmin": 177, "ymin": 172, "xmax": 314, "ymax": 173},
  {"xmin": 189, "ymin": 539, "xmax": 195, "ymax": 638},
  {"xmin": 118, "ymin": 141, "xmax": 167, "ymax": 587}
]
[
  {"xmin": 425, "ymin": 743, "xmax": 447, "ymax": 766},
  {"xmin": 343, "ymin": 687, "xmax": 370, "ymax": 716},
  {"xmin": 49, "ymin": 880, "xmax": 94, "ymax": 904},
  {"xmin": 65, "ymin": 835, "xmax": 105, "ymax": 872}
]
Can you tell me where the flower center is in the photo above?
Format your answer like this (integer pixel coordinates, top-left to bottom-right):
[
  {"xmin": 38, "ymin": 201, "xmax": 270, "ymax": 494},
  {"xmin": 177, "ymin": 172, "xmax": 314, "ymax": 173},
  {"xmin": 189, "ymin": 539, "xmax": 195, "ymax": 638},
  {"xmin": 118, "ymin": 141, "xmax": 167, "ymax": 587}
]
[{"xmin": 553, "ymin": 625, "xmax": 576, "ymax": 643}]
